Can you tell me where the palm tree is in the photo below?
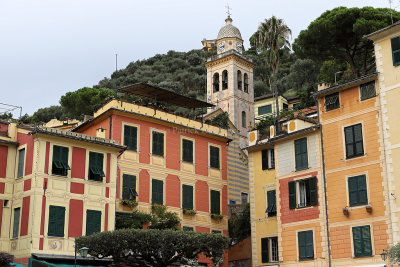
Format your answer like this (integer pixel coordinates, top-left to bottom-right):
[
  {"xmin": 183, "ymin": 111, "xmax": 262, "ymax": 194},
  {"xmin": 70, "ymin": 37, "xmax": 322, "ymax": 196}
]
[{"xmin": 254, "ymin": 16, "xmax": 291, "ymax": 132}]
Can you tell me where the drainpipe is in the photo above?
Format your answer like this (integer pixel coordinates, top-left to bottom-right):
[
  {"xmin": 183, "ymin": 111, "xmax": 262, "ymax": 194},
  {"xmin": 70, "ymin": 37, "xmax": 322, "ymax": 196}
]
[
  {"xmin": 316, "ymin": 98, "xmax": 332, "ymax": 267},
  {"xmin": 108, "ymin": 111, "xmax": 112, "ymax": 140}
]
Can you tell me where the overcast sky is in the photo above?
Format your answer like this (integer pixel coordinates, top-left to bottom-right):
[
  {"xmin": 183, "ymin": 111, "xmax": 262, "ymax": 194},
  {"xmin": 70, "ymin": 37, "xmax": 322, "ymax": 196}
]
[{"xmin": 0, "ymin": 0, "xmax": 394, "ymax": 117}]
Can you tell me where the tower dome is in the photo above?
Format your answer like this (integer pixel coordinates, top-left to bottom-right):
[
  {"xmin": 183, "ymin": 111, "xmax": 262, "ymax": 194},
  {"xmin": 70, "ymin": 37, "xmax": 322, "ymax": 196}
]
[{"xmin": 217, "ymin": 16, "xmax": 242, "ymax": 40}]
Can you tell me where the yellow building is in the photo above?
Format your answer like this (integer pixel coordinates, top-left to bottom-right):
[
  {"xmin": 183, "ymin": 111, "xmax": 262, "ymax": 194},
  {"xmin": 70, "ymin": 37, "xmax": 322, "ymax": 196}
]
[
  {"xmin": 255, "ymin": 94, "xmax": 301, "ymax": 121},
  {"xmin": 367, "ymin": 21, "xmax": 400, "ymax": 248}
]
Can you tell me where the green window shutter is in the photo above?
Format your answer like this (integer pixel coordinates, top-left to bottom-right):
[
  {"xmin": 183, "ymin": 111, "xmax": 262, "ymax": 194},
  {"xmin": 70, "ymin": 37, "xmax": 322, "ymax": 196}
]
[
  {"xmin": 344, "ymin": 126, "xmax": 354, "ymax": 158},
  {"xmin": 152, "ymin": 132, "xmax": 164, "ymax": 157},
  {"xmin": 86, "ymin": 210, "xmax": 101, "ymax": 236},
  {"xmin": 267, "ymin": 190, "xmax": 276, "ymax": 216},
  {"xmin": 124, "ymin": 125, "xmax": 137, "ymax": 151},
  {"xmin": 308, "ymin": 177, "xmax": 318, "ymax": 206},
  {"xmin": 348, "ymin": 176, "xmax": 358, "ymax": 206},
  {"xmin": 295, "ymin": 138, "xmax": 308, "ymax": 171},
  {"xmin": 182, "ymin": 185, "xmax": 193, "ymax": 210},
  {"xmin": 53, "ymin": 146, "xmax": 70, "ymax": 176},
  {"xmin": 61, "ymin": 146, "xmax": 70, "ymax": 170},
  {"xmin": 17, "ymin": 148, "xmax": 25, "ymax": 178},
  {"xmin": 305, "ymin": 231, "xmax": 314, "ymax": 259},
  {"xmin": 261, "ymin": 150, "xmax": 268, "ymax": 170},
  {"xmin": 122, "ymin": 174, "xmax": 136, "ymax": 200},
  {"xmin": 211, "ymin": 190, "xmax": 220, "ymax": 214},
  {"xmin": 183, "ymin": 226, "xmax": 194, "ymax": 231},
  {"xmin": 152, "ymin": 179, "xmax": 163, "ymax": 205},
  {"xmin": 361, "ymin": 225, "xmax": 372, "ymax": 256},
  {"xmin": 391, "ymin": 36, "xmax": 400, "ymax": 66},
  {"xmin": 288, "ymin": 181, "xmax": 296, "ymax": 209},
  {"xmin": 182, "ymin": 139, "xmax": 193, "ymax": 163},
  {"xmin": 89, "ymin": 152, "xmax": 105, "ymax": 181},
  {"xmin": 261, "ymin": 237, "xmax": 269, "ymax": 263},
  {"xmin": 348, "ymin": 175, "xmax": 368, "ymax": 206},
  {"xmin": 353, "ymin": 226, "xmax": 363, "ymax": 257},
  {"xmin": 12, "ymin": 208, "xmax": 20, "ymax": 238},
  {"xmin": 357, "ymin": 175, "xmax": 368, "ymax": 205},
  {"xmin": 354, "ymin": 124, "xmax": 364, "ymax": 156},
  {"xmin": 48, "ymin": 206, "xmax": 65, "ymax": 237},
  {"xmin": 298, "ymin": 231, "xmax": 306, "ymax": 260},
  {"xmin": 345, "ymin": 124, "xmax": 364, "ymax": 159},
  {"xmin": 210, "ymin": 146, "xmax": 220, "ymax": 169}
]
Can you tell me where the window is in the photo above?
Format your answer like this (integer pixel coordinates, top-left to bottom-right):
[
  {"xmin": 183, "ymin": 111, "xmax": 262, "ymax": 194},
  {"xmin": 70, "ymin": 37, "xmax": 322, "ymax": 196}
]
[
  {"xmin": 241, "ymin": 192, "xmax": 248, "ymax": 204},
  {"xmin": 212, "ymin": 230, "xmax": 221, "ymax": 234},
  {"xmin": 258, "ymin": 105, "xmax": 272, "ymax": 115},
  {"xmin": 229, "ymin": 200, "xmax": 236, "ymax": 205},
  {"xmin": 242, "ymin": 111, "xmax": 246, "ymax": 128},
  {"xmin": 262, "ymin": 149, "xmax": 275, "ymax": 170},
  {"xmin": 283, "ymin": 103, "xmax": 288, "ymax": 111},
  {"xmin": 88, "ymin": 152, "xmax": 105, "ymax": 181},
  {"xmin": 324, "ymin": 92, "xmax": 340, "ymax": 111},
  {"xmin": 237, "ymin": 70, "xmax": 242, "ymax": 90},
  {"xmin": 353, "ymin": 225, "xmax": 372, "ymax": 257},
  {"xmin": 295, "ymin": 138, "xmax": 308, "ymax": 171},
  {"xmin": 48, "ymin": 205, "xmax": 65, "ymax": 237},
  {"xmin": 86, "ymin": 210, "xmax": 101, "ymax": 236},
  {"xmin": 182, "ymin": 184, "xmax": 193, "ymax": 210},
  {"xmin": 122, "ymin": 174, "xmax": 137, "ymax": 200},
  {"xmin": 152, "ymin": 131, "xmax": 164, "ymax": 157},
  {"xmin": 222, "ymin": 70, "xmax": 228, "ymax": 90},
  {"xmin": 209, "ymin": 145, "xmax": 220, "ymax": 169},
  {"xmin": 244, "ymin": 73, "xmax": 249, "ymax": 93},
  {"xmin": 182, "ymin": 139, "xmax": 193, "ymax": 163},
  {"xmin": 288, "ymin": 177, "xmax": 317, "ymax": 209},
  {"xmin": 348, "ymin": 175, "xmax": 367, "ymax": 207},
  {"xmin": 17, "ymin": 148, "xmax": 25, "ymax": 178},
  {"xmin": 261, "ymin": 237, "xmax": 278, "ymax": 263},
  {"xmin": 124, "ymin": 125, "xmax": 138, "ymax": 151},
  {"xmin": 298, "ymin": 230, "xmax": 314, "ymax": 260},
  {"xmin": 12, "ymin": 208, "xmax": 20, "ymax": 238},
  {"xmin": 210, "ymin": 190, "xmax": 220, "ymax": 215},
  {"xmin": 344, "ymin": 124, "xmax": 364, "ymax": 159},
  {"xmin": 266, "ymin": 190, "xmax": 276, "ymax": 217},
  {"xmin": 152, "ymin": 179, "xmax": 163, "ymax": 205},
  {"xmin": 360, "ymin": 81, "xmax": 376, "ymax": 101},
  {"xmin": 391, "ymin": 36, "xmax": 400, "ymax": 66},
  {"xmin": 213, "ymin": 73, "xmax": 220, "ymax": 92},
  {"xmin": 52, "ymin": 145, "xmax": 70, "ymax": 176},
  {"xmin": 183, "ymin": 226, "xmax": 194, "ymax": 231}
]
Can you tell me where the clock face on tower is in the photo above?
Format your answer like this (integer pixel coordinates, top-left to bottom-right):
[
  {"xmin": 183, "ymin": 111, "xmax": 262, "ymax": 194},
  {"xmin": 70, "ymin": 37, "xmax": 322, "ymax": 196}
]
[
  {"xmin": 236, "ymin": 42, "xmax": 242, "ymax": 53},
  {"xmin": 218, "ymin": 42, "xmax": 225, "ymax": 52}
]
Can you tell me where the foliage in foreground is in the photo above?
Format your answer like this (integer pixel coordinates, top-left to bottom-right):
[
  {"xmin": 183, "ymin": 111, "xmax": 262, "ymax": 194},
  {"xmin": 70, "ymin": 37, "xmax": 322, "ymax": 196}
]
[
  {"xmin": 228, "ymin": 203, "xmax": 251, "ymax": 244},
  {"xmin": 388, "ymin": 242, "xmax": 400, "ymax": 264},
  {"xmin": 76, "ymin": 229, "xmax": 229, "ymax": 267},
  {"xmin": 0, "ymin": 252, "xmax": 13, "ymax": 267}
]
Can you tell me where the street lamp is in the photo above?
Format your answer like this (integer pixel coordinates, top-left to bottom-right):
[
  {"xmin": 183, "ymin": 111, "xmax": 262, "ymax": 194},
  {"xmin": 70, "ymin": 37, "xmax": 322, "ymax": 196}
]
[
  {"xmin": 74, "ymin": 237, "xmax": 89, "ymax": 267},
  {"xmin": 380, "ymin": 249, "xmax": 388, "ymax": 261}
]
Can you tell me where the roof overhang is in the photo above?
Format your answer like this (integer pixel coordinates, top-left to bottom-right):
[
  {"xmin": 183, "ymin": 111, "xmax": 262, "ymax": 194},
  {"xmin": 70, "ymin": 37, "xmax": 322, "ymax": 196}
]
[
  {"xmin": 0, "ymin": 139, "xmax": 18, "ymax": 146},
  {"xmin": 313, "ymin": 73, "xmax": 378, "ymax": 98},
  {"xmin": 365, "ymin": 20, "xmax": 400, "ymax": 42},
  {"xmin": 118, "ymin": 83, "xmax": 214, "ymax": 109}
]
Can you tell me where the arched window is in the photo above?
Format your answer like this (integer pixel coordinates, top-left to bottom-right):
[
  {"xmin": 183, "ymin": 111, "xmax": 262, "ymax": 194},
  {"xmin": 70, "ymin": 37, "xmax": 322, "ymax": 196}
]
[
  {"xmin": 222, "ymin": 70, "xmax": 228, "ymax": 90},
  {"xmin": 237, "ymin": 70, "xmax": 242, "ymax": 90},
  {"xmin": 242, "ymin": 111, "xmax": 246, "ymax": 128},
  {"xmin": 244, "ymin": 73, "xmax": 249, "ymax": 93},
  {"xmin": 213, "ymin": 73, "xmax": 220, "ymax": 92}
]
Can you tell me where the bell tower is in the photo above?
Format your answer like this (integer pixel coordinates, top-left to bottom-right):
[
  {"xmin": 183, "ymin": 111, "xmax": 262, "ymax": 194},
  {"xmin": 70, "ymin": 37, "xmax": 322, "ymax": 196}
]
[{"xmin": 204, "ymin": 15, "xmax": 254, "ymax": 147}]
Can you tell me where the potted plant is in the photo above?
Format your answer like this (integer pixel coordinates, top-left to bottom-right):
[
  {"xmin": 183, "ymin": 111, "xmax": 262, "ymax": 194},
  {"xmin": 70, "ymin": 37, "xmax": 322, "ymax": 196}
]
[
  {"xmin": 211, "ymin": 213, "xmax": 224, "ymax": 221},
  {"xmin": 342, "ymin": 206, "xmax": 349, "ymax": 216},
  {"xmin": 120, "ymin": 199, "xmax": 138, "ymax": 208},
  {"xmin": 183, "ymin": 209, "xmax": 197, "ymax": 216}
]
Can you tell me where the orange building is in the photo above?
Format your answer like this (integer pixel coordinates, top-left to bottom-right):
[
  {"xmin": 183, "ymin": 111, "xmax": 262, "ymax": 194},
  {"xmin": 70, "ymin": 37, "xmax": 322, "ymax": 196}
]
[
  {"xmin": 73, "ymin": 84, "xmax": 230, "ymax": 266},
  {"xmin": 314, "ymin": 74, "xmax": 390, "ymax": 266}
]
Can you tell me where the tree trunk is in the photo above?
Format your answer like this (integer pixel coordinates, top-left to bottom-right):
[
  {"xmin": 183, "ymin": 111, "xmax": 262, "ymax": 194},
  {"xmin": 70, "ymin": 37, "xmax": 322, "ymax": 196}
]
[
  {"xmin": 345, "ymin": 49, "xmax": 359, "ymax": 78},
  {"xmin": 272, "ymin": 72, "xmax": 280, "ymax": 133}
]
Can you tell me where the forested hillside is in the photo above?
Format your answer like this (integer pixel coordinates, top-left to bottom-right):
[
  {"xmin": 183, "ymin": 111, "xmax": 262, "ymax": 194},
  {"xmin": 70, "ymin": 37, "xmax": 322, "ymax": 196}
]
[{"xmin": 3, "ymin": 6, "xmax": 398, "ymax": 124}]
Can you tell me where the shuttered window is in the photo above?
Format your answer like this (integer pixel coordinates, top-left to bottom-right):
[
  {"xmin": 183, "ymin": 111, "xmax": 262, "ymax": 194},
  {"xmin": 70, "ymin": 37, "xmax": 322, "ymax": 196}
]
[
  {"xmin": 391, "ymin": 36, "xmax": 400, "ymax": 66},
  {"xmin": 210, "ymin": 190, "xmax": 220, "ymax": 215},
  {"xmin": 353, "ymin": 225, "xmax": 372, "ymax": 257},
  {"xmin": 344, "ymin": 124, "xmax": 364, "ymax": 159},
  {"xmin": 17, "ymin": 148, "xmax": 25, "ymax": 178},
  {"xmin": 86, "ymin": 210, "xmax": 101, "ymax": 236},
  {"xmin": 288, "ymin": 177, "xmax": 317, "ymax": 209},
  {"xmin": 262, "ymin": 149, "xmax": 275, "ymax": 170},
  {"xmin": 182, "ymin": 139, "xmax": 193, "ymax": 163},
  {"xmin": 210, "ymin": 146, "xmax": 220, "ymax": 169},
  {"xmin": 360, "ymin": 81, "xmax": 376, "ymax": 101},
  {"xmin": 88, "ymin": 152, "xmax": 105, "ymax": 181},
  {"xmin": 348, "ymin": 175, "xmax": 368, "ymax": 207},
  {"xmin": 124, "ymin": 125, "xmax": 137, "ymax": 151},
  {"xmin": 261, "ymin": 237, "xmax": 269, "ymax": 263},
  {"xmin": 258, "ymin": 105, "xmax": 272, "ymax": 115},
  {"xmin": 295, "ymin": 138, "xmax": 308, "ymax": 171},
  {"xmin": 324, "ymin": 92, "xmax": 340, "ymax": 111},
  {"xmin": 12, "ymin": 208, "xmax": 20, "ymax": 238},
  {"xmin": 152, "ymin": 131, "xmax": 164, "ymax": 157},
  {"xmin": 298, "ymin": 230, "xmax": 314, "ymax": 260},
  {"xmin": 152, "ymin": 179, "xmax": 163, "ymax": 205},
  {"xmin": 52, "ymin": 145, "xmax": 70, "ymax": 176},
  {"xmin": 122, "ymin": 174, "xmax": 137, "ymax": 200},
  {"xmin": 183, "ymin": 226, "xmax": 194, "ymax": 231},
  {"xmin": 267, "ymin": 190, "xmax": 277, "ymax": 217},
  {"xmin": 48, "ymin": 205, "xmax": 65, "ymax": 237},
  {"xmin": 182, "ymin": 185, "xmax": 193, "ymax": 210}
]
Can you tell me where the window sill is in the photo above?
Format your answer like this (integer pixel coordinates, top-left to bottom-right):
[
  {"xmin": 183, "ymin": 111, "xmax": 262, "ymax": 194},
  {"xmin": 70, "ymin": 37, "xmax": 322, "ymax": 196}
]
[
  {"xmin": 295, "ymin": 205, "xmax": 315, "ymax": 210},
  {"xmin": 87, "ymin": 179, "xmax": 104, "ymax": 183},
  {"xmin": 299, "ymin": 258, "xmax": 315, "ymax": 261},
  {"xmin": 353, "ymin": 255, "xmax": 373, "ymax": 258},
  {"xmin": 360, "ymin": 96, "xmax": 376, "ymax": 102},
  {"xmin": 209, "ymin": 167, "xmax": 220, "ymax": 170},
  {"xmin": 51, "ymin": 174, "xmax": 68, "ymax": 178},
  {"xmin": 295, "ymin": 167, "xmax": 309, "ymax": 172},
  {"xmin": 47, "ymin": 235, "xmax": 65, "ymax": 238},
  {"xmin": 344, "ymin": 154, "xmax": 366, "ymax": 161}
]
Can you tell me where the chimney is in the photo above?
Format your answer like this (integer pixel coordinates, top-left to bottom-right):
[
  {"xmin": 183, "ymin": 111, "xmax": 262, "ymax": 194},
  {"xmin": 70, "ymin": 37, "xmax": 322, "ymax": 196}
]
[
  {"xmin": 83, "ymin": 115, "xmax": 94, "ymax": 122},
  {"xmin": 96, "ymin": 127, "xmax": 106, "ymax": 138},
  {"xmin": 318, "ymin": 82, "xmax": 330, "ymax": 91}
]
